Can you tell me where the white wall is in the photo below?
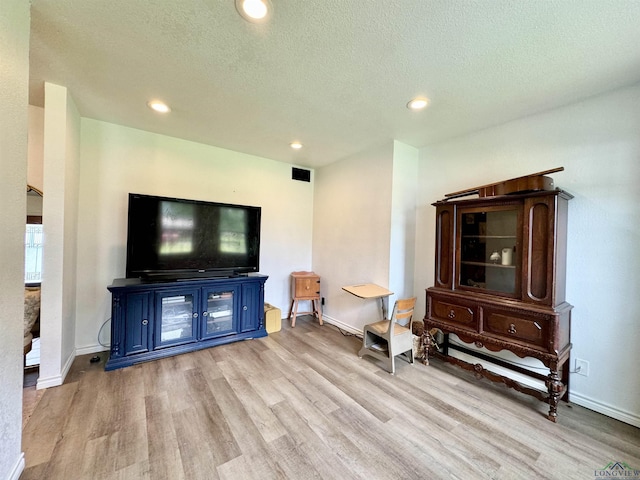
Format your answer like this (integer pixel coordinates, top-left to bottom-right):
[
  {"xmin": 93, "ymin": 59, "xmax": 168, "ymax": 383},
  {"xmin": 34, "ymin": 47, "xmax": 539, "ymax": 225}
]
[
  {"xmin": 416, "ymin": 83, "xmax": 640, "ymax": 426},
  {"xmin": 27, "ymin": 106, "xmax": 44, "ymax": 191},
  {"xmin": 0, "ymin": 1, "xmax": 29, "ymax": 478},
  {"xmin": 26, "ymin": 193, "xmax": 42, "ymax": 217},
  {"xmin": 39, "ymin": 83, "xmax": 81, "ymax": 389},
  {"xmin": 74, "ymin": 119, "xmax": 314, "ymax": 352},
  {"xmin": 388, "ymin": 141, "xmax": 419, "ymax": 303},
  {"xmin": 313, "ymin": 143, "xmax": 394, "ymax": 332}
]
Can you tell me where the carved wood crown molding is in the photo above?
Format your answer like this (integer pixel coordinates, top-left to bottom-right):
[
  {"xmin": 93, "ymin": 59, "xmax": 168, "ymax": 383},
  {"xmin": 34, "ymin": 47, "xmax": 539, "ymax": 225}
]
[{"xmin": 439, "ymin": 167, "xmax": 569, "ymax": 202}]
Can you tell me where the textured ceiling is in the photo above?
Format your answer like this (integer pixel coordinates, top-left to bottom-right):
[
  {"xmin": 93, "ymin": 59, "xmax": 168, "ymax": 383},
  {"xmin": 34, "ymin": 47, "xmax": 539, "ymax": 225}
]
[{"xmin": 29, "ymin": 0, "xmax": 640, "ymax": 168}]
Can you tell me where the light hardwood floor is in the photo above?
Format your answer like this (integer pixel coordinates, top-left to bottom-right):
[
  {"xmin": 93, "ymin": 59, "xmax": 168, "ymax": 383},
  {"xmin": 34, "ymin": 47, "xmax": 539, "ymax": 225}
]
[{"xmin": 22, "ymin": 315, "xmax": 640, "ymax": 479}]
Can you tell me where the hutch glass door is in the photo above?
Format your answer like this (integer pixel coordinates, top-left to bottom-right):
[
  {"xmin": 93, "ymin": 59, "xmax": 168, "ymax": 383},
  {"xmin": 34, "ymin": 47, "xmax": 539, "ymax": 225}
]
[
  {"xmin": 202, "ymin": 286, "xmax": 237, "ymax": 339},
  {"xmin": 156, "ymin": 291, "xmax": 198, "ymax": 347},
  {"xmin": 458, "ymin": 206, "xmax": 519, "ymax": 296}
]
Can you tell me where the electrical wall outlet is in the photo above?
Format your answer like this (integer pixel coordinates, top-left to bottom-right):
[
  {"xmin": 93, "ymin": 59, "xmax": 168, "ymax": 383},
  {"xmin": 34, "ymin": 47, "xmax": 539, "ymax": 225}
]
[{"xmin": 575, "ymin": 358, "xmax": 590, "ymax": 377}]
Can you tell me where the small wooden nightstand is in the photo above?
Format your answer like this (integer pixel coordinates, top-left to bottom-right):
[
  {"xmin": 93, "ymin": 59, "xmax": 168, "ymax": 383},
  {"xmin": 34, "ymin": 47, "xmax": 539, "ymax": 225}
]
[{"xmin": 287, "ymin": 271, "xmax": 322, "ymax": 327}]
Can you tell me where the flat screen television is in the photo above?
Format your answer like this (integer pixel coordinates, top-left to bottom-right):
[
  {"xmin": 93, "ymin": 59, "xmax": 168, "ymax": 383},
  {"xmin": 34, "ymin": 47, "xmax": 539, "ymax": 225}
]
[{"xmin": 125, "ymin": 193, "xmax": 261, "ymax": 280}]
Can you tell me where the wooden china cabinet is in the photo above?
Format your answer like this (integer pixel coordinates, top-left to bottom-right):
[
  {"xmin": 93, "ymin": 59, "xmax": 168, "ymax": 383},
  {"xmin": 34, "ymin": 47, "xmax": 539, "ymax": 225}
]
[{"xmin": 423, "ymin": 169, "xmax": 573, "ymax": 422}]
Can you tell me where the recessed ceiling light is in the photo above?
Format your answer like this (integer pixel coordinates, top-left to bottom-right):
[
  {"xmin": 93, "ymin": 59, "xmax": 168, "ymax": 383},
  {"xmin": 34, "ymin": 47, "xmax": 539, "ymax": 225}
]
[
  {"xmin": 407, "ymin": 97, "xmax": 429, "ymax": 110},
  {"xmin": 290, "ymin": 142, "xmax": 303, "ymax": 150},
  {"xmin": 147, "ymin": 100, "xmax": 171, "ymax": 113},
  {"xmin": 235, "ymin": 0, "xmax": 272, "ymax": 23}
]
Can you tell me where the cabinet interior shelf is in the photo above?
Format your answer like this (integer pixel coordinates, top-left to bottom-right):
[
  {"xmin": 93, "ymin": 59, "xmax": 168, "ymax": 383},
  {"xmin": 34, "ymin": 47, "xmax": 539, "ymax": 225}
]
[{"xmin": 461, "ymin": 261, "xmax": 516, "ymax": 269}]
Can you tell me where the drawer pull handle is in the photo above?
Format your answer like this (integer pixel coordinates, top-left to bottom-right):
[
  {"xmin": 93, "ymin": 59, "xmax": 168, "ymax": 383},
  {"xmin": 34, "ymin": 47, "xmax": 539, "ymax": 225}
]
[
  {"xmin": 508, "ymin": 323, "xmax": 517, "ymax": 335},
  {"xmin": 142, "ymin": 319, "xmax": 148, "ymax": 326},
  {"xmin": 448, "ymin": 309, "xmax": 456, "ymax": 319},
  {"xmin": 534, "ymin": 322, "xmax": 541, "ymax": 330}
]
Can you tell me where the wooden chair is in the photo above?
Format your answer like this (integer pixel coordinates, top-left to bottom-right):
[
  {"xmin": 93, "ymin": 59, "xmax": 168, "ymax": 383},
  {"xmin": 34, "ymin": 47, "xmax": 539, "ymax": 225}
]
[{"xmin": 358, "ymin": 297, "xmax": 416, "ymax": 374}]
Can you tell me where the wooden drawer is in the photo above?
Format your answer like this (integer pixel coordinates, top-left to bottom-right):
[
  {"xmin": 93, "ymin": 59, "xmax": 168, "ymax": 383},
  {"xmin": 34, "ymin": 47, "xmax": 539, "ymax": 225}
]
[
  {"xmin": 483, "ymin": 308, "xmax": 549, "ymax": 350},
  {"xmin": 430, "ymin": 297, "xmax": 477, "ymax": 330},
  {"xmin": 291, "ymin": 272, "xmax": 320, "ymax": 300}
]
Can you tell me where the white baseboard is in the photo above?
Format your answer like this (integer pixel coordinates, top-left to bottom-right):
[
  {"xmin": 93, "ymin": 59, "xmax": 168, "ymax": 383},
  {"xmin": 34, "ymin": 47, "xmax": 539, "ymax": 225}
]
[
  {"xmin": 321, "ymin": 314, "xmax": 362, "ymax": 336},
  {"xmin": 75, "ymin": 343, "xmax": 109, "ymax": 356},
  {"xmin": 570, "ymin": 391, "xmax": 640, "ymax": 428},
  {"xmin": 36, "ymin": 375, "xmax": 61, "ymax": 389},
  {"xmin": 36, "ymin": 348, "xmax": 75, "ymax": 390},
  {"xmin": 7, "ymin": 453, "xmax": 25, "ymax": 480}
]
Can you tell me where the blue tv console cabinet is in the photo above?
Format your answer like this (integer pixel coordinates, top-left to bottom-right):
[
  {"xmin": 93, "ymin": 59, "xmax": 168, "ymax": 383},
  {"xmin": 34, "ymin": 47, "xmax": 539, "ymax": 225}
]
[{"xmin": 105, "ymin": 274, "xmax": 268, "ymax": 371}]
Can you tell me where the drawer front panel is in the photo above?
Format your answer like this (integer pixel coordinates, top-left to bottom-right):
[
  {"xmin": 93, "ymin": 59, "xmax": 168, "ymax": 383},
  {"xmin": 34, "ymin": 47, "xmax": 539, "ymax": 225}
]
[
  {"xmin": 484, "ymin": 310, "xmax": 549, "ymax": 349},
  {"xmin": 293, "ymin": 276, "xmax": 320, "ymax": 299},
  {"xmin": 431, "ymin": 298, "xmax": 477, "ymax": 330}
]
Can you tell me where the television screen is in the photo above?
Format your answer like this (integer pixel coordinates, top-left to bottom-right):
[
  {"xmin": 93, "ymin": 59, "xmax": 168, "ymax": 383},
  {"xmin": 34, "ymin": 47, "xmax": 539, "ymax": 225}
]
[{"xmin": 125, "ymin": 193, "xmax": 261, "ymax": 279}]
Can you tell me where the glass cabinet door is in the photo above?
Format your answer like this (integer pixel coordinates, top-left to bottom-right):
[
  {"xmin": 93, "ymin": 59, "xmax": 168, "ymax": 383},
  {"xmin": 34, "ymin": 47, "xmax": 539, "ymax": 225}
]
[
  {"xmin": 202, "ymin": 287, "xmax": 238, "ymax": 339},
  {"xmin": 458, "ymin": 207, "xmax": 519, "ymax": 295},
  {"xmin": 156, "ymin": 291, "xmax": 198, "ymax": 347}
]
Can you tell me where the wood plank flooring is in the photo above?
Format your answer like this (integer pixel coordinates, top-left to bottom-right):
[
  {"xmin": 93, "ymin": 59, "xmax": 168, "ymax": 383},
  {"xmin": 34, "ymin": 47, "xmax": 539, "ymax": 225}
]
[{"xmin": 22, "ymin": 316, "xmax": 640, "ymax": 479}]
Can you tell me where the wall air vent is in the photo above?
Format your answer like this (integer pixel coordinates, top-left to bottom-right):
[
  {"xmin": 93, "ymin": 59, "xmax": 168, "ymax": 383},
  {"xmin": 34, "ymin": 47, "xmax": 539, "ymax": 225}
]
[{"xmin": 292, "ymin": 167, "xmax": 311, "ymax": 182}]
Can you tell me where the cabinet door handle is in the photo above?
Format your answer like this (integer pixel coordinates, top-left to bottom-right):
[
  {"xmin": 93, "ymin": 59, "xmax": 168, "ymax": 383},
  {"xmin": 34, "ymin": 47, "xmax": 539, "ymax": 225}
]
[
  {"xmin": 508, "ymin": 323, "xmax": 517, "ymax": 334},
  {"xmin": 142, "ymin": 319, "xmax": 148, "ymax": 326},
  {"xmin": 243, "ymin": 305, "xmax": 248, "ymax": 311},
  {"xmin": 448, "ymin": 309, "xmax": 456, "ymax": 319},
  {"xmin": 202, "ymin": 311, "xmax": 208, "ymax": 317},
  {"xmin": 193, "ymin": 312, "xmax": 198, "ymax": 318}
]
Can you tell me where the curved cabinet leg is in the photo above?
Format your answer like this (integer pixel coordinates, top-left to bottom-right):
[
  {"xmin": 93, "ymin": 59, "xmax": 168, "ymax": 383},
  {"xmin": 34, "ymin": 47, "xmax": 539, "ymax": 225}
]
[
  {"xmin": 546, "ymin": 369, "xmax": 564, "ymax": 422},
  {"xmin": 421, "ymin": 330, "xmax": 433, "ymax": 365}
]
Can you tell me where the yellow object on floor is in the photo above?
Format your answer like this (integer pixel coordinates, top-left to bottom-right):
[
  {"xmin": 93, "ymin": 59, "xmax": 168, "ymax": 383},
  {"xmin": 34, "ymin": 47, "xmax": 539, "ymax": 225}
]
[{"xmin": 264, "ymin": 303, "xmax": 282, "ymax": 333}]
